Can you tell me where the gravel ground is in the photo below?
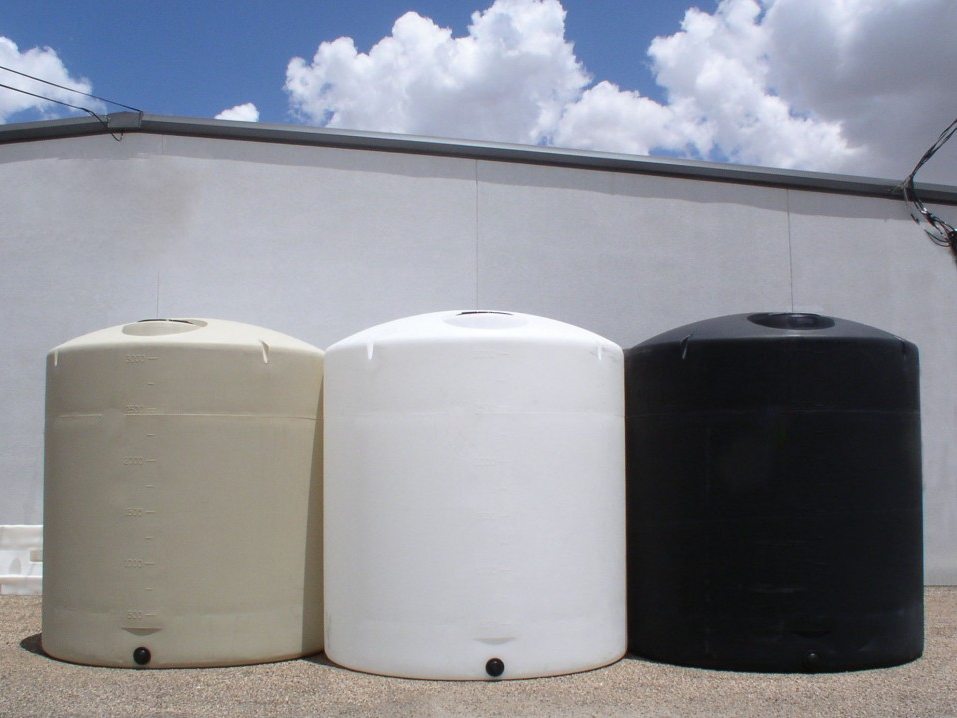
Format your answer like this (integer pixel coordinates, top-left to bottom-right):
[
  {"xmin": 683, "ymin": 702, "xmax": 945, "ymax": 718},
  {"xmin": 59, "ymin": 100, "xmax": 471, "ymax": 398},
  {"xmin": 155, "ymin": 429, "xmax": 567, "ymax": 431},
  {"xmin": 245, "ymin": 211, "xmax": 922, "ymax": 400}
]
[{"xmin": 1, "ymin": 588, "xmax": 954, "ymax": 718}]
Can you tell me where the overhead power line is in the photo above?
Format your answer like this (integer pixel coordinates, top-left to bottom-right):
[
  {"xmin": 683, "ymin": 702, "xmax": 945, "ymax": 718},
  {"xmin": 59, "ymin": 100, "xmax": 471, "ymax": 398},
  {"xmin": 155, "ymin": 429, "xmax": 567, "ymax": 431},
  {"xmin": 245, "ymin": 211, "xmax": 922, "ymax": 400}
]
[
  {"xmin": 0, "ymin": 80, "xmax": 109, "ymax": 118},
  {"xmin": 0, "ymin": 63, "xmax": 141, "ymax": 113},
  {"xmin": 0, "ymin": 63, "xmax": 142, "ymax": 139}
]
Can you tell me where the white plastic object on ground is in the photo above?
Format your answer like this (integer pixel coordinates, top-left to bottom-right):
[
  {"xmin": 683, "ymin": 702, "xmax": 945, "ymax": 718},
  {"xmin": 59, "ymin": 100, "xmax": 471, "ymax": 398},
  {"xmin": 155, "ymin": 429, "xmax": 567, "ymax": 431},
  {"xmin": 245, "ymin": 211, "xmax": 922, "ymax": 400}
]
[{"xmin": 0, "ymin": 525, "xmax": 42, "ymax": 595}]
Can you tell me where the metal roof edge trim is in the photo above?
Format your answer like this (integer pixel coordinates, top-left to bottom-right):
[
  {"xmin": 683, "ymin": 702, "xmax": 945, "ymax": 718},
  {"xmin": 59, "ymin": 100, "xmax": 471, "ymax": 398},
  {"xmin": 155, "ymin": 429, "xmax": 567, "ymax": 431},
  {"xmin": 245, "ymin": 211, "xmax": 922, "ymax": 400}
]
[{"xmin": 3, "ymin": 112, "xmax": 956, "ymax": 204}]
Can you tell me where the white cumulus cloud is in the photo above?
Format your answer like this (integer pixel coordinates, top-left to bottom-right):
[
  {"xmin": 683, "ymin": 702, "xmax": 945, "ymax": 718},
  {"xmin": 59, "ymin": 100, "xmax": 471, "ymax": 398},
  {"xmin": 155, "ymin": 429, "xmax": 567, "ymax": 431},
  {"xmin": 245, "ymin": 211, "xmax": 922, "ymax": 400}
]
[
  {"xmin": 552, "ymin": 81, "xmax": 687, "ymax": 157},
  {"xmin": 215, "ymin": 102, "xmax": 260, "ymax": 122},
  {"xmin": 760, "ymin": 0, "xmax": 957, "ymax": 181},
  {"xmin": 0, "ymin": 36, "xmax": 102, "ymax": 123},
  {"xmin": 286, "ymin": 0, "xmax": 589, "ymax": 146},
  {"xmin": 646, "ymin": 0, "xmax": 858, "ymax": 172},
  {"xmin": 284, "ymin": 0, "xmax": 957, "ymax": 183}
]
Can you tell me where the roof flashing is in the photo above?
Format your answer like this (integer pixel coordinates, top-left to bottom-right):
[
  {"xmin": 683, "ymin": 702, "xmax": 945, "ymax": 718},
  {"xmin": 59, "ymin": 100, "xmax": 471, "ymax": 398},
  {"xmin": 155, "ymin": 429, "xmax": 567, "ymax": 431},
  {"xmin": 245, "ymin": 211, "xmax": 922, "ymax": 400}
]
[{"xmin": 2, "ymin": 113, "xmax": 955, "ymax": 204}]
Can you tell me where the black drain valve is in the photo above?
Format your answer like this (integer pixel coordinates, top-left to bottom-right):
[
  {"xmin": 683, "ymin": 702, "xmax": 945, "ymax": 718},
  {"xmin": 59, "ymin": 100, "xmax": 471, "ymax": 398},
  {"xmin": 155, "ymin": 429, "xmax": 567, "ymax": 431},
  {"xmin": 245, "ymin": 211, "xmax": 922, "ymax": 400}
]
[
  {"xmin": 485, "ymin": 658, "xmax": 505, "ymax": 678},
  {"xmin": 133, "ymin": 647, "xmax": 152, "ymax": 666}
]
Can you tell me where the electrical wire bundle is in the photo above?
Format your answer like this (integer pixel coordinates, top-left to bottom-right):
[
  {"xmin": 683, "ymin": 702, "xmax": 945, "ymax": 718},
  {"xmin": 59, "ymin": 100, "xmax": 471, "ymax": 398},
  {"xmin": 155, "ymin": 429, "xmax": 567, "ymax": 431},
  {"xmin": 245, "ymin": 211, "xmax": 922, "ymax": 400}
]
[{"xmin": 901, "ymin": 116, "xmax": 957, "ymax": 263}]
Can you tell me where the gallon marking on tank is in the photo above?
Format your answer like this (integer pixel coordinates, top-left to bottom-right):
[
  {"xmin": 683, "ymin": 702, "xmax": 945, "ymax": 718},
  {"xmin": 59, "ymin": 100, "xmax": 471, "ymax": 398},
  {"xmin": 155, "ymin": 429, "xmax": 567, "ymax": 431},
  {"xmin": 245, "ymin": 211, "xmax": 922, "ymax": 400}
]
[
  {"xmin": 124, "ymin": 406, "xmax": 159, "ymax": 415},
  {"xmin": 122, "ymin": 609, "xmax": 160, "ymax": 627},
  {"xmin": 109, "ymin": 360, "xmax": 165, "ymax": 647}
]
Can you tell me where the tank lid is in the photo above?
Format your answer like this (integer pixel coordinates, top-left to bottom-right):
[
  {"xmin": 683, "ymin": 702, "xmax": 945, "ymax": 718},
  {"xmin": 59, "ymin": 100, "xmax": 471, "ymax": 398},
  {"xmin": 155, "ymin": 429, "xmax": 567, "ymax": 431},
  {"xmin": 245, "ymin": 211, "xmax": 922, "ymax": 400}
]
[
  {"xmin": 122, "ymin": 319, "xmax": 207, "ymax": 336},
  {"xmin": 747, "ymin": 313, "xmax": 835, "ymax": 331}
]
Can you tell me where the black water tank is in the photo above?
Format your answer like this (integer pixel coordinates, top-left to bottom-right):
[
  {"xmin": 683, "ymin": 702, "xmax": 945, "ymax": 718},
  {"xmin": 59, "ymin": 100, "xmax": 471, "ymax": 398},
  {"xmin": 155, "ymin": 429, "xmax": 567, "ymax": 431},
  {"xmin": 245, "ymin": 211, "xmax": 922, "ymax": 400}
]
[{"xmin": 625, "ymin": 313, "xmax": 923, "ymax": 672}]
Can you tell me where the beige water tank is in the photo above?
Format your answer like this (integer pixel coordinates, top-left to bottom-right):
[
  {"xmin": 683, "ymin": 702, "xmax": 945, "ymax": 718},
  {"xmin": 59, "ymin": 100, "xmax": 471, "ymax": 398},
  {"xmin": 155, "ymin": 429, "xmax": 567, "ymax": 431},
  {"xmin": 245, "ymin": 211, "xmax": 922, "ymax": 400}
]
[{"xmin": 42, "ymin": 319, "xmax": 324, "ymax": 668}]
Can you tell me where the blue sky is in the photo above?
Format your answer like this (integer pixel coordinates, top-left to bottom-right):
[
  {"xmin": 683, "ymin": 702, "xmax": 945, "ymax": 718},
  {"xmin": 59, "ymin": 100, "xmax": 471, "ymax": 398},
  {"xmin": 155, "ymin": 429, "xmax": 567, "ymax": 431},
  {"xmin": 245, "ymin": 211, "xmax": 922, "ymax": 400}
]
[
  {"xmin": 1, "ymin": 0, "xmax": 955, "ymax": 184},
  {"xmin": 0, "ymin": 0, "xmax": 690, "ymax": 122}
]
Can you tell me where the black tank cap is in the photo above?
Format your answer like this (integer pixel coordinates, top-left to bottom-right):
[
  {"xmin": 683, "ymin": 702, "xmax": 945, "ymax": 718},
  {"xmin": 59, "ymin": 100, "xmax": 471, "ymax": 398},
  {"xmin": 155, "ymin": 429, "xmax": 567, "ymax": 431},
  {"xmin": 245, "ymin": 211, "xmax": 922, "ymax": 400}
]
[{"xmin": 748, "ymin": 313, "xmax": 836, "ymax": 330}]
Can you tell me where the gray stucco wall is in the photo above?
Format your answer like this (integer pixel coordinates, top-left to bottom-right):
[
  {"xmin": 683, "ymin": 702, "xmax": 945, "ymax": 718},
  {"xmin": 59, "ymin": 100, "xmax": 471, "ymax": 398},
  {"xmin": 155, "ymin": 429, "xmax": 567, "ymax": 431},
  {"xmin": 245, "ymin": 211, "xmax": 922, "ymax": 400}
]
[{"xmin": 2, "ymin": 128, "xmax": 955, "ymax": 582}]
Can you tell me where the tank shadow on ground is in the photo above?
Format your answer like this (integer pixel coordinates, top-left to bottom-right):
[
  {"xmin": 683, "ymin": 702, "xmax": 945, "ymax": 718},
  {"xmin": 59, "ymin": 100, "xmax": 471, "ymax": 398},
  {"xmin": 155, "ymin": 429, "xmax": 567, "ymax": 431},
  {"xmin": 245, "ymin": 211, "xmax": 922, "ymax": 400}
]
[
  {"xmin": 299, "ymin": 651, "xmax": 339, "ymax": 669},
  {"xmin": 20, "ymin": 633, "xmax": 76, "ymax": 666},
  {"xmin": 20, "ymin": 632, "xmax": 45, "ymax": 657}
]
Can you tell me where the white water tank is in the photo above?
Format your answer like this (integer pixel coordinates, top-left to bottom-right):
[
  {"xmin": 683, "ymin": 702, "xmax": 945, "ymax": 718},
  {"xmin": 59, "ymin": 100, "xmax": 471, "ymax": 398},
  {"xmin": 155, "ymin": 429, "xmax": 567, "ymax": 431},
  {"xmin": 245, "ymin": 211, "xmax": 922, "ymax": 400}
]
[
  {"xmin": 43, "ymin": 319, "xmax": 324, "ymax": 668},
  {"xmin": 323, "ymin": 310, "xmax": 626, "ymax": 680}
]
